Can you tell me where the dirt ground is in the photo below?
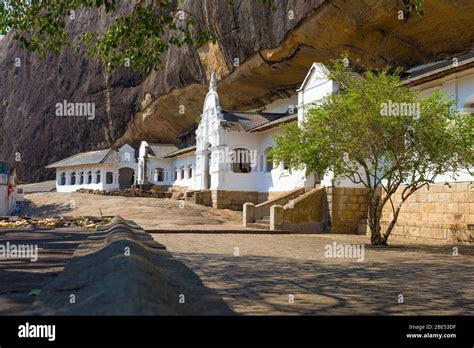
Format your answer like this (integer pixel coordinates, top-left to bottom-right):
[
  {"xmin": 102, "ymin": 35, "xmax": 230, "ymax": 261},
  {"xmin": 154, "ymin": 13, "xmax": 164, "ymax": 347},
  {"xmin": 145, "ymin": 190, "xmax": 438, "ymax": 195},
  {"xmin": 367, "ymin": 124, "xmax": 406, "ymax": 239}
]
[{"xmin": 23, "ymin": 192, "xmax": 243, "ymax": 230}]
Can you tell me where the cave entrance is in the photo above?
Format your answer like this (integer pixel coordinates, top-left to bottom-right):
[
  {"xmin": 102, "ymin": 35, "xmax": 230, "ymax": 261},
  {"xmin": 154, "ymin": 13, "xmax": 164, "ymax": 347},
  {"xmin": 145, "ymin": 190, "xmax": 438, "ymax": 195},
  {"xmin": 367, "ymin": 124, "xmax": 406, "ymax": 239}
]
[{"xmin": 118, "ymin": 167, "xmax": 135, "ymax": 190}]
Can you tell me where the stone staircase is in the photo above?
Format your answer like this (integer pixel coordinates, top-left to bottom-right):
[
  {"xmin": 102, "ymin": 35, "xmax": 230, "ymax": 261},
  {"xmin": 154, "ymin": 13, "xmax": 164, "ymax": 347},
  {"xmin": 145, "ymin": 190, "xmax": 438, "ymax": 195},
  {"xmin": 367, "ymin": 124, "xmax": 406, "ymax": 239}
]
[{"xmin": 246, "ymin": 215, "xmax": 270, "ymax": 230}]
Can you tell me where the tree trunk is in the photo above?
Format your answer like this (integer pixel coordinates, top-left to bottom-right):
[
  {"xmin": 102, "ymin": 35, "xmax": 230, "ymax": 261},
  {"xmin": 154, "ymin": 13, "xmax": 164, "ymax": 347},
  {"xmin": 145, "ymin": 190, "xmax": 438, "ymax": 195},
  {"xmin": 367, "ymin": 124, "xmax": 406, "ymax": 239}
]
[
  {"xmin": 381, "ymin": 205, "xmax": 402, "ymax": 244},
  {"xmin": 368, "ymin": 190, "xmax": 387, "ymax": 246}
]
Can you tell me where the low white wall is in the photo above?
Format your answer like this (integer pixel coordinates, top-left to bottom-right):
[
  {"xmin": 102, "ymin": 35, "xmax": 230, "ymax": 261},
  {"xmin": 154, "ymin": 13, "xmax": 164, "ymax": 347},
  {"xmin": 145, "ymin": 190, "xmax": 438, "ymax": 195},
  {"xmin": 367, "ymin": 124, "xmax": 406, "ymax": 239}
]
[{"xmin": 56, "ymin": 182, "xmax": 118, "ymax": 192}]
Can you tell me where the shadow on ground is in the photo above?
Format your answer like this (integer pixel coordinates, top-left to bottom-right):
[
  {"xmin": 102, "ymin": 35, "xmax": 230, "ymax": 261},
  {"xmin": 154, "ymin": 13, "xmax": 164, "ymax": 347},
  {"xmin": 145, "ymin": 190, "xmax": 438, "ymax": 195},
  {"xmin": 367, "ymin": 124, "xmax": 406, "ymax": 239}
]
[
  {"xmin": 23, "ymin": 199, "xmax": 73, "ymax": 217},
  {"xmin": 0, "ymin": 229, "xmax": 92, "ymax": 314},
  {"xmin": 169, "ymin": 250, "xmax": 474, "ymax": 315}
]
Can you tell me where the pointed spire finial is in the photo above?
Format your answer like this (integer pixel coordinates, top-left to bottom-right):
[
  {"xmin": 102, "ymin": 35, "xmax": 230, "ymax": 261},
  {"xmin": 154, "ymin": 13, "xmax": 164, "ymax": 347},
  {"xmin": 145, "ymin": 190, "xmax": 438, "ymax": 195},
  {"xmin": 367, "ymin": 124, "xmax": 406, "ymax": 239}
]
[{"xmin": 209, "ymin": 72, "xmax": 217, "ymax": 92}]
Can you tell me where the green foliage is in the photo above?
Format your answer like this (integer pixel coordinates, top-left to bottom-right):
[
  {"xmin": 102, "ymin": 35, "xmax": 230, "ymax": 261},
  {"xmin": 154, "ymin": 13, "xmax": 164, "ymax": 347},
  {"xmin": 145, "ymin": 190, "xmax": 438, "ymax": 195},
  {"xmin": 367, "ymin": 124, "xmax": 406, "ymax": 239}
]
[
  {"xmin": 406, "ymin": 0, "xmax": 424, "ymax": 17},
  {"xmin": 271, "ymin": 57, "xmax": 473, "ymax": 244},
  {"xmin": 0, "ymin": 0, "xmax": 274, "ymax": 72}
]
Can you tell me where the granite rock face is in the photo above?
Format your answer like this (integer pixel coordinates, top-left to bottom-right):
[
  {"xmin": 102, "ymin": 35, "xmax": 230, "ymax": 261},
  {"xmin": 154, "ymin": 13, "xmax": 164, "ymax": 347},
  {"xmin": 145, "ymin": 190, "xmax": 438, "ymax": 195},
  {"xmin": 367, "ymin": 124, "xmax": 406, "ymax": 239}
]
[{"xmin": 1, "ymin": 0, "xmax": 473, "ymax": 182}]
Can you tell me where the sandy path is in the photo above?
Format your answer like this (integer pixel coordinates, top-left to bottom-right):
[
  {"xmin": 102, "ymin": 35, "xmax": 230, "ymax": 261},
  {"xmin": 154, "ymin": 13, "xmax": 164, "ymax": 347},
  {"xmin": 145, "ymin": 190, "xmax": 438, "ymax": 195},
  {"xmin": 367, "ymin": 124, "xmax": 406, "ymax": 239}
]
[{"xmin": 23, "ymin": 192, "xmax": 243, "ymax": 230}]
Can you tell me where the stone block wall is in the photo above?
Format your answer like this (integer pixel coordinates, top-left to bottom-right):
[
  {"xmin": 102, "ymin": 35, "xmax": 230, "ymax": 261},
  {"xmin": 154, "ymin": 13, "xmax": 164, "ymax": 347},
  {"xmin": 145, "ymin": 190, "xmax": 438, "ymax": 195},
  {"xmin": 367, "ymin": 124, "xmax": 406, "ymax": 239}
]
[
  {"xmin": 254, "ymin": 188, "xmax": 306, "ymax": 221},
  {"xmin": 257, "ymin": 191, "xmax": 288, "ymax": 204},
  {"xmin": 212, "ymin": 190, "xmax": 259, "ymax": 210},
  {"xmin": 278, "ymin": 187, "xmax": 327, "ymax": 232},
  {"xmin": 198, "ymin": 190, "xmax": 299, "ymax": 211},
  {"xmin": 150, "ymin": 184, "xmax": 171, "ymax": 192},
  {"xmin": 379, "ymin": 182, "xmax": 474, "ymax": 243},
  {"xmin": 326, "ymin": 187, "xmax": 369, "ymax": 234},
  {"xmin": 193, "ymin": 190, "xmax": 212, "ymax": 207}
]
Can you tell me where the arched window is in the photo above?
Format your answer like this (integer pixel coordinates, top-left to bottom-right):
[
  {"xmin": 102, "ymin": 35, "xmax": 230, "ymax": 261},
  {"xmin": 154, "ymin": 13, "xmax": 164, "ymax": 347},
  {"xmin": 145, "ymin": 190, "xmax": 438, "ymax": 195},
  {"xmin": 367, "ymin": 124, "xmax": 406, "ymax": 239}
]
[
  {"xmin": 60, "ymin": 172, "xmax": 66, "ymax": 186},
  {"xmin": 79, "ymin": 171, "xmax": 84, "ymax": 185},
  {"xmin": 265, "ymin": 148, "xmax": 273, "ymax": 172},
  {"xmin": 96, "ymin": 170, "xmax": 101, "ymax": 183},
  {"xmin": 174, "ymin": 168, "xmax": 178, "ymax": 181},
  {"xmin": 87, "ymin": 171, "xmax": 93, "ymax": 184},
  {"xmin": 70, "ymin": 172, "xmax": 76, "ymax": 185},
  {"xmin": 106, "ymin": 172, "xmax": 114, "ymax": 184},
  {"xmin": 180, "ymin": 167, "xmax": 185, "ymax": 180},
  {"xmin": 154, "ymin": 168, "xmax": 164, "ymax": 182},
  {"xmin": 280, "ymin": 158, "xmax": 290, "ymax": 170},
  {"xmin": 232, "ymin": 148, "xmax": 252, "ymax": 173},
  {"xmin": 188, "ymin": 166, "xmax": 193, "ymax": 178}
]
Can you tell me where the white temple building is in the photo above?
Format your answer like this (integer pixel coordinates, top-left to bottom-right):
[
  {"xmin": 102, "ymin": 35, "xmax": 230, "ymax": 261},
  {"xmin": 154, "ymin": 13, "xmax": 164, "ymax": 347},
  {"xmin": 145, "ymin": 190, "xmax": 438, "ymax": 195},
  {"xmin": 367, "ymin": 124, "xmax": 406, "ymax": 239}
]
[
  {"xmin": 46, "ymin": 144, "xmax": 137, "ymax": 193},
  {"xmin": 47, "ymin": 54, "xmax": 473, "ymax": 224},
  {"xmin": 133, "ymin": 56, "xmax": 473, "ymax": 210},
  {"xmin": 135, "ymin": 70, "xmax": 326, "ymax": 209},
  {"xmin": 43, "ymin": 54, "xmax": 473, "ymax": 241}
]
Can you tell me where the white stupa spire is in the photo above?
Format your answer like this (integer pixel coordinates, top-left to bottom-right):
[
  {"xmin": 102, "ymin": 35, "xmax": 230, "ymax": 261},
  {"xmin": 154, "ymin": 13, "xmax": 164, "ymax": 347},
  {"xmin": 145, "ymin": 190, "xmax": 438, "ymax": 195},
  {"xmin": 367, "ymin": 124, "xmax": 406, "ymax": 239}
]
[{"xmin": 209, "ymin": 72, "xmax": 217, "ymax": 92}]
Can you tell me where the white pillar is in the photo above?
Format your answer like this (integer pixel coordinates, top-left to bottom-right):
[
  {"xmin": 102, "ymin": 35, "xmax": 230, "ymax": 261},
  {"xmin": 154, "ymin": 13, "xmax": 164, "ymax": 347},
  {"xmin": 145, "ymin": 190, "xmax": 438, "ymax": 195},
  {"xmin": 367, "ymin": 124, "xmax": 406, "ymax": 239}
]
[
  {"xmin": 200, "ymin": 153, "xmax": 208, "ymax": 189},
  {"xmin": 113, "ymin": 171, "xmax": 119, "ymax": 184},
  {"xmin": 65, "ymin": 170, "xmax": 71, "ymax": 185}
]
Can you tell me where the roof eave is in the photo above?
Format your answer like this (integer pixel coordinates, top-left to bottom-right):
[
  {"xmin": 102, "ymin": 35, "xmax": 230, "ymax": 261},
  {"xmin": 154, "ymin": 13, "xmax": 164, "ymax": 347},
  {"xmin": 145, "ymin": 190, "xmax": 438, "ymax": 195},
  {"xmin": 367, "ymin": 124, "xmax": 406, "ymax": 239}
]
[
  {"xmin": 400, "ymin": 58, "xmax": 474, "ymax": 87},
  {"xmin": 247, "ymin": 114, "xmax": 298, "ymax": 132},
  {"xmin": 45, "ymin": 149, "xmax": 112, "ymax": 169},
  {"xmin": 164, "ymin": 146, "xmax": 196, "ymax": 158}
]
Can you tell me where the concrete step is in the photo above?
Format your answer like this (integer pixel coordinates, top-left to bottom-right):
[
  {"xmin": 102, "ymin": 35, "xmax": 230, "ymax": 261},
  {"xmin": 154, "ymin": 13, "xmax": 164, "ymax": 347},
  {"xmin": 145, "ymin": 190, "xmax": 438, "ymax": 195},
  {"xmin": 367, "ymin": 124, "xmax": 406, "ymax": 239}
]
[
  {"xmin": 260, "ymin": 216, "xmax": 270, "ymax": 222},
  {"xmin": 246, "ymin": 223, "xmax": 270, "ymax": 230},
  {"xmin": 255, "ymin": 219, "xmax": 269, "ymax": 225}
]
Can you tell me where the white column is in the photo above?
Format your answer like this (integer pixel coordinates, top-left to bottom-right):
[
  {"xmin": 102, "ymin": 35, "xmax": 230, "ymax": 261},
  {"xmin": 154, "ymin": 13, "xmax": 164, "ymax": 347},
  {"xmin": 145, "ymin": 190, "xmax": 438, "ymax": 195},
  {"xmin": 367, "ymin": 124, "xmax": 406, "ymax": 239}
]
[
  {"xmin": 65, "ymin": 170, "xmax": 70, "ymax": 185},
  {"xmin": 137, "ymin": 160, "xmax": 143, "ymax": 184},
  {"xmin": 200, "ymin": 153, "xmax": 207, "ymax": 189},
  {"xmin": 113, "ymin": 171, "xmax": 119, "ymax": 184}
]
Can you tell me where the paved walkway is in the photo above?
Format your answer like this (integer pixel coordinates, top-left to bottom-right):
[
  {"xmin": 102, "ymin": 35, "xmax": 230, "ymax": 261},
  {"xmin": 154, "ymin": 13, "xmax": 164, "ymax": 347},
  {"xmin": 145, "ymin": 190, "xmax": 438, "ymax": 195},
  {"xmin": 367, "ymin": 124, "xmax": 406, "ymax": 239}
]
[{"xmin": 152, "ymin": 233, "xmax": 474, "ymax": 315}]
